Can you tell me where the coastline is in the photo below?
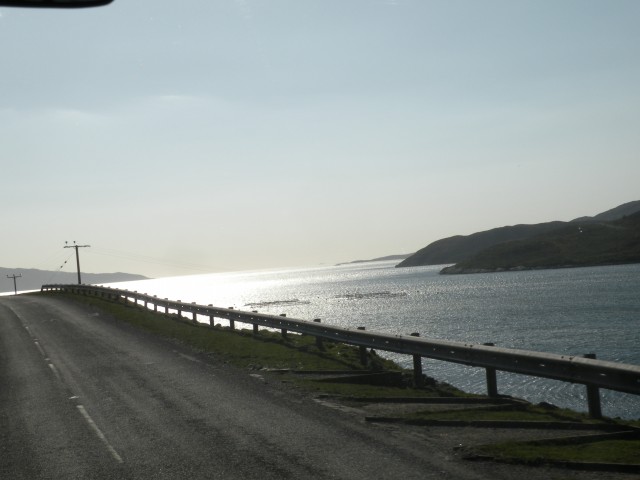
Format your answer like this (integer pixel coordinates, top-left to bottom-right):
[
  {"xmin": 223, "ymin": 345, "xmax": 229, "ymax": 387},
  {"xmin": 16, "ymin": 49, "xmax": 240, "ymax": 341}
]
[{"xmin": 440, "ymin": 260, "xmax": 640, "ymax": 275}]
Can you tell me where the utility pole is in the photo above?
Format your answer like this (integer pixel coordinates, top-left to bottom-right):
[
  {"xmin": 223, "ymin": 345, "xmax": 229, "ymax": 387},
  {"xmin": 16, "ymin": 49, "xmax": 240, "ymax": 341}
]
[
  {"xmin": 64, "ymin": 241, "xmax": 90, "ymax": 284},
  {"xmin": 6, "ymin": 274, "xmax": 22, "ymax": 295}
]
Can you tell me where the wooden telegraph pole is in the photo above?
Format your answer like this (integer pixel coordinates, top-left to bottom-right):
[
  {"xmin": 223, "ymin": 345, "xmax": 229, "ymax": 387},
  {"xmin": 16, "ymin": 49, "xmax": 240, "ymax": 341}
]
[
  {"xmin": 6, "ymin": 274, "xmax": 22, "ymax": 295},
  {"xmin": 64, "ymin": 241, "xmax": 90, "ymax": 284}
]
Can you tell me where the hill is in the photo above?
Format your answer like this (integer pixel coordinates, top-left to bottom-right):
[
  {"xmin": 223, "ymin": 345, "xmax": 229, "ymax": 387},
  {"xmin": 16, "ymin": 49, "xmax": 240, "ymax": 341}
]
[
  {"xmin": 571, "ymin": 200, "xmax": 640, "ymax": 223},
  {"xmin": 440, "ymin": 211, "xmax": 640, "ymax": 274},
  {"xmin": 1, "ymin": 268, "xmax": 147, "ymax": 294},
  {"xmin": 396, "ymin": 222, "xmax": 566, "ymax": 267},
  {"xmin": 336, "ymin": 253, "xmax": 412, "ymax": 266},
  {"xmin": 397, "ymin": 200, "xmax": 640, "ymax": 268}
]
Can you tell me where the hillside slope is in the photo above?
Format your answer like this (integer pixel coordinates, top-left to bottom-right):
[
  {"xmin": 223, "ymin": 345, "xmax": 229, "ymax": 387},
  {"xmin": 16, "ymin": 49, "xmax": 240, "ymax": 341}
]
[
  {"xmin": 571, "ymin": 200, "xmax": 640, "ymax": 223},
  {"xmin": 440, "ymin": 212, "xmax": 640, "ymax": 274},
  {"xmin": 397, "ymin": 200, "xmax": 640, "ymax": 268},
  {"xmin": 396, "ymin": 222, "xmax": 565, "ymax": 267}
]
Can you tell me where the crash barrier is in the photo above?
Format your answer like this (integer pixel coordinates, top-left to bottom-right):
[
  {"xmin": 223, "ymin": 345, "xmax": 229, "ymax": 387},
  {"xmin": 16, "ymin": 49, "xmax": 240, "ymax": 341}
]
[{"xmin": 42, "ymin": 283, "xmax": 640, "ymax": 418}]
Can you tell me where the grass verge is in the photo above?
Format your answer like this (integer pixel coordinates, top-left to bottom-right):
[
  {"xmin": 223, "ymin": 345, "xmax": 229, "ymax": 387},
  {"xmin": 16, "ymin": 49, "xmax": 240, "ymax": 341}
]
[
  {"xmin": 50, "ymin": 293, "xmax": 451, "ymax": 398},
  {"xmin": 402, "ymin": 404, "xmax": 613, "ymax": 424},
  {"xmin": 476, "ymin": 437, "xmax": 640, "ymax": 468},
  {"xmin": 54, "ymin": 293, "xmax": 381, "ymax": 371}
]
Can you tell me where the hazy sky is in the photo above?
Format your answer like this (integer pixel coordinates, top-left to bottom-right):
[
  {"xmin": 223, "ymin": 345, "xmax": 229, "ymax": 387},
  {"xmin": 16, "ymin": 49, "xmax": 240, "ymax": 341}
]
[{"xmin": 1, "ymin": 0, "xmax": 639, "ymax": 278}]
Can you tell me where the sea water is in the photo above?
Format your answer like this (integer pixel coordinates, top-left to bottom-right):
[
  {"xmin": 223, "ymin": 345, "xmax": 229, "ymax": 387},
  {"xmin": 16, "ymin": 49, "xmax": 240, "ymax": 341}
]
[{"xmin": 108, "ymin": 261, "xmax": 640, "ymax": 419}]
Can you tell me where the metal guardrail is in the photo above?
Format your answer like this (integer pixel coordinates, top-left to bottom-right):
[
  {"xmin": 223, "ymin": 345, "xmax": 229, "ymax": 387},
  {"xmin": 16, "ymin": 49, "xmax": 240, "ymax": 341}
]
[{"xmin": 42, "ymin": 283, "xmax": 640, "ymax": 417}]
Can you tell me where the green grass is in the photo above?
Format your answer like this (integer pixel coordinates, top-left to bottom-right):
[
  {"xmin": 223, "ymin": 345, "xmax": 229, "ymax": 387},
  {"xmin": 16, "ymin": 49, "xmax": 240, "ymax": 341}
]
[
  {"xmin": 478, "ymin": 439, "xmax": 640, "ymax": 465},
  {"xmin": 292, "ymin": 377, "xmax": 467, "ymax": 398},
  {"xmin": 403, "ymin": 404, "xmax": 607, "ymax": 424},
  {"xmin": 55, "ymin": 293, "xmax": 381, "ymax": 371},
  {"xmin": 47, "ymin": 293, "xmax": 472, "ymax": 401}
]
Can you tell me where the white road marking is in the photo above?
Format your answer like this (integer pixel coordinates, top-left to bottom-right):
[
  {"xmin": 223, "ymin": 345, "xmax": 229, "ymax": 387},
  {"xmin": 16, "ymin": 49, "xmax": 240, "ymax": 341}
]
[
  {"xmin": 34, "ymin": 340, "xmax": 47, "ymax": 358},
  {"xmin": 48, "ymin": 363, "xmax": 62, "ymax": 382},
  {"xmin": 176, "ymin": 352, "xmax": 202, "ymax": 364},
  {"xmin": 7, "ymin": 303, "xmax": 123, "ymax": 464},
  {"xmin": 76, "ymin": 405, "xmax": 124, "ymax": 464}
]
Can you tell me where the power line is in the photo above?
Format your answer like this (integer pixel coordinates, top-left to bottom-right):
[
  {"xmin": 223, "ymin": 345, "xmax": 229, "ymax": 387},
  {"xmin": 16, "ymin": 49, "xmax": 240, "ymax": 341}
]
[
  {"xmin": 64, "ymin": 241, "xmax": 90, "ymax": 284},
  {"xmin": 42, "ymin": 252, "xmax": 75, "ymax": 285}
]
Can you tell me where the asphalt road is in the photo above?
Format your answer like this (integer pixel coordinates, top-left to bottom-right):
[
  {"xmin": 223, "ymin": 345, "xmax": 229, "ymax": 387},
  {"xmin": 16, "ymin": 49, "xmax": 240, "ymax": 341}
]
[{"xmin": 0, "ymin": 294, "xmax": 598, "ymax": 479}]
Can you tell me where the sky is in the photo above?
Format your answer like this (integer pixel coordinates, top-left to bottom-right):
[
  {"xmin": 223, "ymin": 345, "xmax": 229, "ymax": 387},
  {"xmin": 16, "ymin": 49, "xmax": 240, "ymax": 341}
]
[{"xmin": 1, "ymin": 0, "xmax": 639, "ymax": 278}]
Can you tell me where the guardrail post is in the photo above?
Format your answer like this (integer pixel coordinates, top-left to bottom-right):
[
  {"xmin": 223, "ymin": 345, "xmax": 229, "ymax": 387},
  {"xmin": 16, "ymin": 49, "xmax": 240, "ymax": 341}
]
[
  {"xmin": 154, "ymin": 296, "xmax": 158, "ymax": 312},
  {"xmin": 252, "ymin": 311, "xmax": 259, "ymax": 334},
  {"xmin": 584, "ymin": 353, "xmax": 602, "ymax": 419},
  {"xmin": 357, "ymin": 327, "xmax": 368, "ymax": 366},
  {"xmin": 208, "ymin": 305, "xmax": 214, "ymax": 327},
  {"xmin": 280, "ymin": 314, "xmax": 287, "ymax": 338},
  {"xmin": 229, "ymin": 308, "xmax": 235, "ymax": 330},
  {"xmin": 164, "ymin": 299, "xmax": 169, "ymax": 314},
  {"xmin": 410, "ymin": 333, "xmax": 424, "ymax": 387},
  {"xmin": 191, "ymin": 303, "xmax": 197, "ymax": 323},
  {"xmin": 177, "ymin": 301, "xmax": 182, "ymax": 318},
  {"xmin": 314, "ymin": 319, "xmax": 324, "ymax": 349},
  {"xmin": 483, "ymin": 343, "xmax": 499, "ymax": 397}
]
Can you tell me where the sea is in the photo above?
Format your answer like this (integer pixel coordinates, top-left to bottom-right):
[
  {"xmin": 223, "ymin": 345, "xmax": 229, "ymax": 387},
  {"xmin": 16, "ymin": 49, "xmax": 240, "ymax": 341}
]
[{"xmin": 107, "ymin": 261, "xmax": 640, "ymax": 420}]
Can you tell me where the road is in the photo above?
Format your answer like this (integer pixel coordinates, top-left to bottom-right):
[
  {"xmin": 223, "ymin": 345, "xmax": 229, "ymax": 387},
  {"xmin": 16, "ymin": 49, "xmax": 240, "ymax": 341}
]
[{"xmin": 0, "ymin": 294, "xmax": 606, "ymax": 479}]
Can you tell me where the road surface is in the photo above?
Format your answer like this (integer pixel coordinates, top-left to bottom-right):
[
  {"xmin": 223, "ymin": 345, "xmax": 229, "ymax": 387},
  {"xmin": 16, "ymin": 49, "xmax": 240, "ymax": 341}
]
[{"xmin": 0, "ymin": 294, "xmax": 615, "ymax": 479}]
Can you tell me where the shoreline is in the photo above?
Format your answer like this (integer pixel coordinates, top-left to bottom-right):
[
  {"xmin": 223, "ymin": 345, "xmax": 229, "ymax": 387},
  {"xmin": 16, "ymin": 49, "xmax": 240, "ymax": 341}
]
[{"xmin": 440, "ymin": 261, "xmax": 640, "ymax": 275}]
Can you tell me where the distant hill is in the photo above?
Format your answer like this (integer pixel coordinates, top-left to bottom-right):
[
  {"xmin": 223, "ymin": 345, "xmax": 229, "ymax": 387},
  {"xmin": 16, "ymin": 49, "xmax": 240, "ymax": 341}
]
[
  {"xmin": 441, "ymin": 211, "xmax": 640, "ymax": 274},
  {"xmin": 571, "ymin": 200, "xmax": 640, "ymax": 223},
  {"xmin": 336, "ymin": 253, "xmax": 412, "ymax": 266},
  {"xmin": 1, "ymin": 268, "xmax": 148, "ymax": 294},
  {"xmin": 396, "ymin": 222, "xmax": 566, "ymax": 268},
  {"xmin": 397, "ymin": 200, "xmax": 640, "ymax": 269}
]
